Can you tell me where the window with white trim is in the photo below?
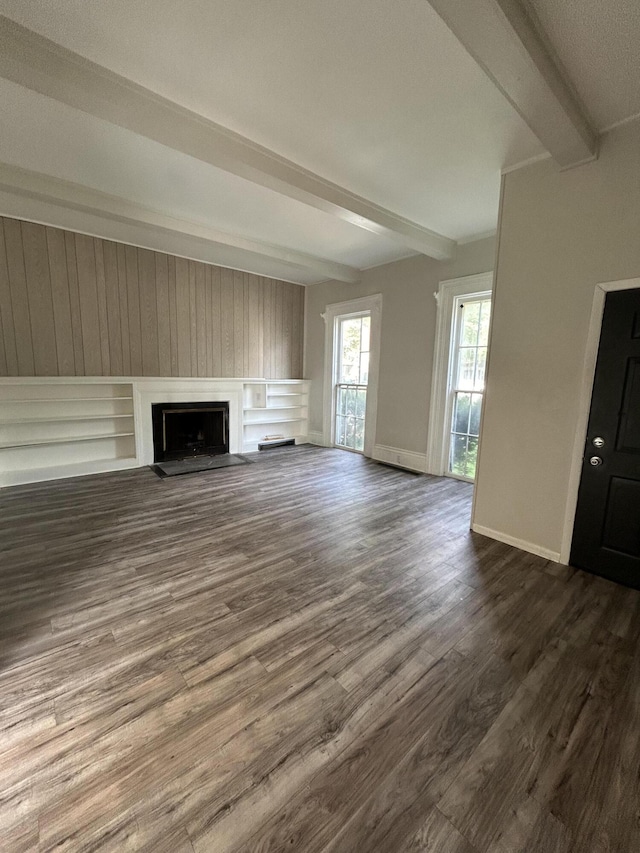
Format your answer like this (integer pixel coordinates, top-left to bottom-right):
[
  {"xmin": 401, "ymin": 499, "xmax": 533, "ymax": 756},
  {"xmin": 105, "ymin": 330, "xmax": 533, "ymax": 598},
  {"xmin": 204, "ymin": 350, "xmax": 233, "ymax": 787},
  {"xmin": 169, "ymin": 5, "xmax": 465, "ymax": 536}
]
[
  {"xmin": 335, "ymin": 313, "xmax": 370, "ymax": 452},
  {"xmin": 448, "ymin": 295, "xmax": 491, "ymax": 480}
]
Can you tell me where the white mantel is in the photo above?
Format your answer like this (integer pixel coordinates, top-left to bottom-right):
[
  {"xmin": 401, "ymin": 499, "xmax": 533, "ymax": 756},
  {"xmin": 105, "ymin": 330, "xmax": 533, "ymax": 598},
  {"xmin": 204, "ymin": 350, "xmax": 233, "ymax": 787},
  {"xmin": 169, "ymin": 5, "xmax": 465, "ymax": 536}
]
[{"xmin": 133, "ymin": 377, "xmax": 244, "ymax": 463}]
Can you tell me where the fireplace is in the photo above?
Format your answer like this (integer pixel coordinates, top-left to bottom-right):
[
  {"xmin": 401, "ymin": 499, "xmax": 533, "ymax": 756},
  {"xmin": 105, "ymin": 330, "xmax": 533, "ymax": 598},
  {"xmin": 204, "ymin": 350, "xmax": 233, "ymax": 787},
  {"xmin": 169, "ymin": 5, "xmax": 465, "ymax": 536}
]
[{"xmin": 152, "ymin": 401, "xmax": 229, "ymax": 462}]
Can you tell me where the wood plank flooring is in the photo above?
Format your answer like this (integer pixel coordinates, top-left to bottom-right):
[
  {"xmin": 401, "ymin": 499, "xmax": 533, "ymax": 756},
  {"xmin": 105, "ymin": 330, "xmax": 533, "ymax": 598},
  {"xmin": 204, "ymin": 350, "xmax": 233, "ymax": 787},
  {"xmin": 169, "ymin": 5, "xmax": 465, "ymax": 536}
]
[{"xmin": 0, "ymin": 445, "xmax": 639, "ymax": 852}]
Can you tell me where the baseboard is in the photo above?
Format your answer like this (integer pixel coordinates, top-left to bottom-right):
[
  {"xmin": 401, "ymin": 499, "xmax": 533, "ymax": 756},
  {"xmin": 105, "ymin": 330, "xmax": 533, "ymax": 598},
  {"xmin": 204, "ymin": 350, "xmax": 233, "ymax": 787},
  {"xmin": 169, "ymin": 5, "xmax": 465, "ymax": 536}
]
[
  {"xmin": 372, "ymin": 444, "xmax": 428, "ymax": 473},
  {"xmin": 0, "ymin": 457, "xmax": 140, "ymax": 489},
  {"xmin": 308, "ymin": 430, "xmax": 327, "ymax": 446},
  {"xmin": 471, "ymin": 523, "xmax": 561, "ymax": 563}
]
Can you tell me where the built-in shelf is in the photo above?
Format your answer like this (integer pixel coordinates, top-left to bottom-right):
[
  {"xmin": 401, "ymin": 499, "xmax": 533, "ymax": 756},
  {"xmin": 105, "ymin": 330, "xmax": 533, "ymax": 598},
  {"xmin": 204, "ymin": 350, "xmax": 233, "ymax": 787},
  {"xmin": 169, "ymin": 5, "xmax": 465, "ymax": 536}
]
[
  {"xmin": 245, "ymin": 417, "xmax": 305, "ymax": 425},
  {"xmin": 0, "ymin": 396, "xmax": 134, "ymax": 403},
  {"xmin": 0, "ymin": 414, "xmax": 134, "ymax": 425},
  {"xmin": 0, "ymin": 380, "xmax": 137, "ymax": 485},
  {"xmin": 0, "ymin": 432, "xmax": 136, "ymax": 450},
  {"xmin": 0, "ymin": 456, "xmax": 139, "ymax": 488},
  {"xmin": 243, "ymin": 405, "xmax": 305, "ymax": 412},
  {"xmin": 242, "ymin": 379, "xmax": 309, "ymax": 452},
  {"xmin": 0, "ymin": 377, "xmax": 310, "ymax": 485}
]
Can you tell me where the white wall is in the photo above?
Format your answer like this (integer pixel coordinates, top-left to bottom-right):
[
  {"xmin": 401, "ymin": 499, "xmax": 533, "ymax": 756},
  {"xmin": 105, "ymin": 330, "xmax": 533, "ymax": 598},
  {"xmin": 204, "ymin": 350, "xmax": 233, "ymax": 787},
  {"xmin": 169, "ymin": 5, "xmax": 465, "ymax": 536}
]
[
  {"xmin": 473, "ymin": 119, "xmax": 640, "ymax": 560},
  {"xmin": 304, "ymin": 238, "xmax": 495, "ymax": 459}
]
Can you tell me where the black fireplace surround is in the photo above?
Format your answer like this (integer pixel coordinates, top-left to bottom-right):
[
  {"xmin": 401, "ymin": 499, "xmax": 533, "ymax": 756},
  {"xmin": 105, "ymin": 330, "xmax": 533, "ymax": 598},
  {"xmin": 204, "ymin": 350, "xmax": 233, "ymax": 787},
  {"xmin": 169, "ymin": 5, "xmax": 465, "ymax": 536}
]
[{"xmin": 152, "ymin": 401, "xmax": 229, "ymax": 462}]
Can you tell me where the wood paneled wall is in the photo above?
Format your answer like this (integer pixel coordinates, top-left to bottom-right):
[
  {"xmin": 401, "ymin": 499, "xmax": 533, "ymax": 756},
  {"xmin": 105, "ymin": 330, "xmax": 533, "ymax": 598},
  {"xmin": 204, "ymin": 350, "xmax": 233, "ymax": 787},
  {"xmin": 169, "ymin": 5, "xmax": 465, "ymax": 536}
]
[{"xmin": 0, "ymin": 217, "xmax": 304, "ymax": 379}]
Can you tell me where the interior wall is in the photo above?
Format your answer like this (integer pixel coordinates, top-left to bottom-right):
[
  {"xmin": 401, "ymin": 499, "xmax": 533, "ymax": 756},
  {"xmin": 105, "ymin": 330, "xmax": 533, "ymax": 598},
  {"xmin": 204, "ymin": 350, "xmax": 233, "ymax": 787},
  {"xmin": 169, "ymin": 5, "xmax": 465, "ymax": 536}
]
[
  {"xmin": 304, "ymin": 237, "xmax": 496, "ymax": 455},
  {"xmin": 0, "ymin": 216, "xmax": 304, "ymax": 379},
  {"xmin": 473, "ymin": 119, "xmax": 640, "ymax": 560}
]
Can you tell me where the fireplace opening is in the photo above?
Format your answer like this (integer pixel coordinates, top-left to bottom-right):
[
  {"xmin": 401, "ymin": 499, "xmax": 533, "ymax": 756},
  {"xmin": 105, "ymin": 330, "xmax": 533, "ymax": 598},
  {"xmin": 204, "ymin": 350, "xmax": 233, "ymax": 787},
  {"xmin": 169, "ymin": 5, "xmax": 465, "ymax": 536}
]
[{"xmin": 152, "ymin": 402, "xmax": 230, "ymax": 462}]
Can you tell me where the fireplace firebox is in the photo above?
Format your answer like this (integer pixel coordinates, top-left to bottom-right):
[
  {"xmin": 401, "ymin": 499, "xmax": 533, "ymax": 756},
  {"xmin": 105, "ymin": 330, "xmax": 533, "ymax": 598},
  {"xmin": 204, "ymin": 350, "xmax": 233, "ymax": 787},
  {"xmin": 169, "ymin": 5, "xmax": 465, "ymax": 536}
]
[{"xmin": 152, "ymin": 401, "xmax": 229, "ymax": 462}]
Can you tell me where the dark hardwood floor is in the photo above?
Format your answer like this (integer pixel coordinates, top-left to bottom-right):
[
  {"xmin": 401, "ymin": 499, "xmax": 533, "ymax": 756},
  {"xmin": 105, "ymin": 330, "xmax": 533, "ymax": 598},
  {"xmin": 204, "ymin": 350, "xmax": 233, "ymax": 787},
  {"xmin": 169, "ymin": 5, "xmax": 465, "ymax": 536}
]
[{"xmin": 1, "ymin": 445, "xmax": 639, "ymax": 852}]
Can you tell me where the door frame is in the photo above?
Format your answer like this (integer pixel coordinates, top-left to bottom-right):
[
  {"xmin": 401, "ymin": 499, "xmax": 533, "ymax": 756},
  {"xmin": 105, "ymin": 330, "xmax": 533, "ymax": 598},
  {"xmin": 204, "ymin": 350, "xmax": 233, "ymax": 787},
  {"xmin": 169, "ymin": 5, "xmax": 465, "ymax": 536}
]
[
  {"xmin": 322, "ymin": 294, "xmax": 382, "ymax": 457},
  {"xmin": 427, "ymin": 271, "xmax": 493, "ymax": 476},
  {"xmin": 560, "ymin": 276, "xmax": 640, "ymax": 565}
]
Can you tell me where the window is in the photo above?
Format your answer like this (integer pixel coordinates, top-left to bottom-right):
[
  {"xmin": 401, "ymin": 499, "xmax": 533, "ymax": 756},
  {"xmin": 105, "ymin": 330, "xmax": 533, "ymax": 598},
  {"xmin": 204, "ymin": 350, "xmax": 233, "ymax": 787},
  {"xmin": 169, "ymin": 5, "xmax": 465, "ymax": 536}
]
[
  {"xmin": 322, "ymin": 294, "xmax": 381, "ymax": 458},
  {"xmin": 335, "ymin": 314, "xmax": 370, "ymax": 452},
  {"xmin": 448, "ymin": 297, "xmax": 491, "ymax": 480}
]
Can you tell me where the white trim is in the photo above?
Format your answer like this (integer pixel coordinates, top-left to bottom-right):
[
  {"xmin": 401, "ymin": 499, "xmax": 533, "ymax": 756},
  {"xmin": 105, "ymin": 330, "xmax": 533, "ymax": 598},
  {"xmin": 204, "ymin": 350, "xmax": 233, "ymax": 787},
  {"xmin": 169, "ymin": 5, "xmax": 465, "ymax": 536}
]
[
  {"xmin": 372, "ymin": 444, "xmax": 428, "ymax": 473},
  {"xmin": 559, "ymin": 276, "xmax": 640, "ymax": 564},
  {"xmin": 426, "ymin": 272, "xmax": 493, "ymax": 476},
  {"xmin": 426, "ymin": 0, "xmax": 597, "ymax": 168},
  {"xmin": 457, "ymin": 230, "xmax": 497, "ymax": 245},
  {"xmin": 0, "ymin": 17, "xmax": 454, "ymax": 261},
  {"xmin": 472, "ymin": 523, "xmax": 561, "ymax": 563},
  {"xmin": 322, "ymin": 294, "xmax": 382, "ymax": 457},
  {"xmin": 307, "ymin": 430, "xmax": 327, "ymax": 446},
  {"xmin": 0, "ymin": 162, "xmax": 360, "ymax": 285},
  {"xmin": 359, "ymin": 250, "xmax": 420, "ymax": 273},
  {"xmin": 600, "ymin": 111, "xmax": 640, "ymax": 134},
  {"xmin": 501, "ymin": 151, "xmax": 553, "ymax": 175}
]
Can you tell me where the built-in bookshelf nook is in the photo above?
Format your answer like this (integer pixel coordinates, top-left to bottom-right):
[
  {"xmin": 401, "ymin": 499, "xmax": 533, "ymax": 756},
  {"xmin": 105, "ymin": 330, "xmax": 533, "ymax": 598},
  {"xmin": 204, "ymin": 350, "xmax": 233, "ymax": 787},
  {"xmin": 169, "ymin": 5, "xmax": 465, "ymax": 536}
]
[
  {"xmin": 0, "ymin": 377, "xmax": 308, "ymax": 487},
  {"xmin": 243, "ymin": 380, "xmax": 309, "ymax": 451}
]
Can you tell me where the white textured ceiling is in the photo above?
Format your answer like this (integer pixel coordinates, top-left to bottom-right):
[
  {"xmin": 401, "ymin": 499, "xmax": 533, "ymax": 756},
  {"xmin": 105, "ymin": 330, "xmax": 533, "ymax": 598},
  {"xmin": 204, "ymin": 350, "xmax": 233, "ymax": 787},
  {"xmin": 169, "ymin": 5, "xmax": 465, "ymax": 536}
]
[
  {"xmin": 0, "ymin": 78, "xmax": 414, "ymax": 271},
  {"xmin": 528, "ymin": 0, "xmax": 640, "ymax": 130},
  {"xmin": 0, "ymin": 1, "xmax": 636, "ymax": 283}
]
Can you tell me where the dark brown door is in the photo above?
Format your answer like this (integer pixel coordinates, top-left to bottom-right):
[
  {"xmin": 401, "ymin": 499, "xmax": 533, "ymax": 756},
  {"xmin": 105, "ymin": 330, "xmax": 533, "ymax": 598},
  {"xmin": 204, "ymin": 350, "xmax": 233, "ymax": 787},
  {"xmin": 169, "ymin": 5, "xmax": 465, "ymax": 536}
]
[{"xmin": 571, "ymin": 288, "xmax": 640, "ymax": 589}]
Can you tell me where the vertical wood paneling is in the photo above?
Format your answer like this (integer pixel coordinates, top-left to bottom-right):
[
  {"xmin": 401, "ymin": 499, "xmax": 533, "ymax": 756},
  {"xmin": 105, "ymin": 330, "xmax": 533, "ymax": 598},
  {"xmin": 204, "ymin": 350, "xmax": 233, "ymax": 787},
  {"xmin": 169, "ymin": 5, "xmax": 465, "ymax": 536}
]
[
  {"xmin": 248, "ymin": 276, "xmax": 260, "ymax": 378},
  {"xmin": 116, "ymin": 243, "xmax": 130, "ymax": 375},
  {"xmin": 21, "ymin": 222, "xmax": 57, "ymax": 375},
  {"xmin": 174, "ymin": 257, "xmax": 191, "ymax": 376},
  {"xmin": 263, "ymin": 278, "xmax": 273, "ymax": 380},
  {"xmin": 3, "ymin": 218, "xmax": 35, "ymax": 375},
  {"xmin": 195, "ymin": 262, "xmax": 206, "ymax": 377},
  {"xmin": 0, "ymin": 302, "xmax": 6, "ymax": 375},
  {"xmin": 138, "ymin": 248, "xmax": 159, "ymax": 376},
  {"xmin": 93, "ymin": 238, "xmax": 111, "ymax": 375},
  {"xmin": 64, "ymin": 231, "xmax": 85, "ymax": 375},
  {"xmin": 243, "ymin": 273, "xmax": 250, "ymax": 377},
  {"xmin": 46, "ymin": 227, "xmax": 75, "ymax": 375},
  {"xmin": 0, "ymin": 217, "xmax": 305, "ymax": 379},
  {"xmin": 124, "ymin": 245, "xmax": 142, "ymax": 375},
  {"xmin": 102, "ymin": 241, "xmax": 123, "ymax": 376},
  {"xmin": 74, "ymin": 234, "xmax": 102, "ymax": 376},
  {"xmin": 257, "ymin": 276, "xmax": 265, "ymax": 379},
  {"xmin": 205, "ymin": 265, "xmax": 213, "ymax": 377},
  {"xmin": 221, "ymin": 268, "xmax": 234, "ymax": 377},
  {"xmin": 233, "ymin": 270, "xmax": 244, "ymax": 377},
  {"xmin": 155, "ymin": 252, "xmax": 171, "ymax": 377},
  {"xmin": 273, "ymin": 281, "xmax": 285, "ymax": 379},
  {"xmin": 211, "ymin": 266, "xmax": 222, "ymax": 377},
  {"xmin": 188, "ymin": 261, "xmax": 198, "ymax": 376},
  {"xmin": 0, "ymin": 223, "xmax": 17, "ymax": 375},
  {"xmin": 291, "ymin": 282, "xmax": 302, "ymax": 379},
  {"xmin": 167, "ymin": 255, "xmax": 178, "ymax": 377},
  {"xmin": 283, "ymin": 283, "xmax": 293, "ymax": 381}
]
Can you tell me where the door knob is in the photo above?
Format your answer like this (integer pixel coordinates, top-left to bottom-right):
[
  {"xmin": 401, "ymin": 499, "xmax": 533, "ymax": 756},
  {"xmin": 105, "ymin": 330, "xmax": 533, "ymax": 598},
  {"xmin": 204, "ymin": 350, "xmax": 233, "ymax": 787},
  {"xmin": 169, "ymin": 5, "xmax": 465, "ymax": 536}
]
[{"xmin": 589, "ymin": 456, "xmax": 603, "ymax": 466}]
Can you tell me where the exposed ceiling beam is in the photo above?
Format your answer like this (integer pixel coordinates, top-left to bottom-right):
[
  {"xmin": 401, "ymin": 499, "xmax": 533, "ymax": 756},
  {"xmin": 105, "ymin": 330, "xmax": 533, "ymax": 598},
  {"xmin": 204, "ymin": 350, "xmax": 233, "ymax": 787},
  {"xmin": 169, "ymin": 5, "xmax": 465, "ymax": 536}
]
[
  {"xmin": 426, "ymin": 0, "xmax": 598, "ymax": 168},
  {"xmin": 0, "ymin": 15, "xmax": 455, "ymax": 261},
  {"xmin": 0, "ymin": 162, "xmax": 361, "ymax": 284}
]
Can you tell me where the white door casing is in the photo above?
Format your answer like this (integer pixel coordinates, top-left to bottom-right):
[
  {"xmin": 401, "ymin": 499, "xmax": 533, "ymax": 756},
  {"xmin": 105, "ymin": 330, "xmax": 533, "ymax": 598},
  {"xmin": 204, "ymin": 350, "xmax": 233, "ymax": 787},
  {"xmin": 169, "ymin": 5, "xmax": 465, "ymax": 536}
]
[{"xmin": 559, "ymin": 276, "xmax": 640, "ymax": 564}]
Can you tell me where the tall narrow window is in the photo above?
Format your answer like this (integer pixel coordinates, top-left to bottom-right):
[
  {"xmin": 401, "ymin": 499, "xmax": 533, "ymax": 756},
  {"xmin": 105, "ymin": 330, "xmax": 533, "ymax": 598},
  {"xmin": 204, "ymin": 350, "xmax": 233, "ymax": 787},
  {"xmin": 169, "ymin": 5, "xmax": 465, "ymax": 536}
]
[
  {"xmin": 448, "ymin": 296, "xmax": 491, "ymax": 480},
  {"xmin": 335, "ymin": 314, "xmax": 370, "ymax": 452}
]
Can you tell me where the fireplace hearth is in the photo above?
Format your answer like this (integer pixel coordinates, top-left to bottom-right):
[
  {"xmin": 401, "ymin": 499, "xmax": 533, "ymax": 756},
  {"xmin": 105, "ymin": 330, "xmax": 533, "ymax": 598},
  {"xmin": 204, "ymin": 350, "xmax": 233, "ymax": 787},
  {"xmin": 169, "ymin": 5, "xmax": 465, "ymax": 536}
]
[{"xmin": 152, "ymin": 401, "xmax": 229, "ymax": 462}]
